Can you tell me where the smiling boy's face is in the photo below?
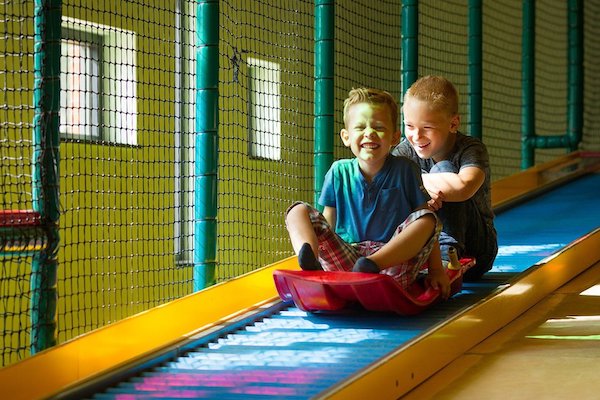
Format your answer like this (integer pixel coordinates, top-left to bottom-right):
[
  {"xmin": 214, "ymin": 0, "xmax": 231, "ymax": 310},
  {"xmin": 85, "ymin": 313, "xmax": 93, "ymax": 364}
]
[
  {"xmin": 402, "ymin": 97, "xmax": 460, "ymax": 162},
  {"xmin": 340, "ymin": 102, "xmax": 400, "ymax": 169}
]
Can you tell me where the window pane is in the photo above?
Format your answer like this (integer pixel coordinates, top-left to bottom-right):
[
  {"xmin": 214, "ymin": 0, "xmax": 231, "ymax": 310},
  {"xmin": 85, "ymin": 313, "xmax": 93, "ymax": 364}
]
[
  {"xmin": 248, "ymin": 58, "xmax": 281, "ymax": 160},
  {"xmin": 60, "ymin": 39, "xmax": 100, "ymax": 139}
]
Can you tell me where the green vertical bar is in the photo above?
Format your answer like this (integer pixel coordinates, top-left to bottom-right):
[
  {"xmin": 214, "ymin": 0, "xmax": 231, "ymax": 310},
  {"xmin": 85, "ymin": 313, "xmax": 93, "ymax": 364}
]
[
  {"xmin": 468, "ymin": 0, "xmax": 482, "ymax": 139},
  {"xmin": 567, "ymin": 0, "xmax": 583, "ymax": 152},
  {"xmin": 521, "ymin": 0, "xmax": 535, "ymax": 169},
  {"xmin": 314, "ymin": 0, "xmax": 334, "ymax": 208},
  {"xmin": 31, "ymin": 0, "xmax": 61, "ymax": 353},
  {"xmin": 194, "ymin": 0, "xmax": 219, "ymax": 291},
  {"xmin": 401, "ymin": 0, "xmax": 418, "ymax": 136},
  {"xmin": 526, "ymin": 0, "xmax": 582, "ymax": 154}
]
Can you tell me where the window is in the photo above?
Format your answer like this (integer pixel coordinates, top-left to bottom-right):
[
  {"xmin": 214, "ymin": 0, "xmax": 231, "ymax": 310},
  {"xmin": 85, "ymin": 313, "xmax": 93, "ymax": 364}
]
[
  {"xmin": 61, "ymin": 17, "xmax": 137, "ymax": 145},
  {"xmin": 247, "ymin": 58, "xmax": 281, "ymax": 160},
  {"xmin": 60, "ymin": 31, "xmax": 101, "ymax": 140}
]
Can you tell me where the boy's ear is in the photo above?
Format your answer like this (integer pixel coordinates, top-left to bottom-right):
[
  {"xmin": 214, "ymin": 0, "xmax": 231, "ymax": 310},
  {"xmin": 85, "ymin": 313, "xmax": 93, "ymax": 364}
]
[
  {"xmin": 340, "ymin": 129, "xmax": 351, "ymax": 147},
  {"xmin": 392, "ymin": 129, "xmax": 401, "ymax": 146},
  {"xmin": 450, "ymin": 114, "xmax": 461, "ymax": 133}
]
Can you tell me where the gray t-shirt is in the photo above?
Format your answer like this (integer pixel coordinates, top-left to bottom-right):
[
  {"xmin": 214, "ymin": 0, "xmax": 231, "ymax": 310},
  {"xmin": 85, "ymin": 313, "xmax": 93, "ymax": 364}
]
[{"xmin": 392, "ymin": 133, "xmax": 494, "ymax": 225}]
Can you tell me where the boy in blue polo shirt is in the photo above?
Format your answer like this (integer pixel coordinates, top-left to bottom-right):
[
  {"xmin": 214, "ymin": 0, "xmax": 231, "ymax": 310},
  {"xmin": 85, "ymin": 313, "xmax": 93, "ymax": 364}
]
[{"xmin": 285, "ymin": 88, "xmax": 450, "ymax": 298}]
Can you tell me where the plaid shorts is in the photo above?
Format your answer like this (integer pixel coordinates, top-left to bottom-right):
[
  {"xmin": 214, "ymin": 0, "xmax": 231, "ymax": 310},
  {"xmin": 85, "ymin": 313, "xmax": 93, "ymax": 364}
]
[{"xmin": 286, "ymin": 202, "xmax": 441, "ymax": 288}]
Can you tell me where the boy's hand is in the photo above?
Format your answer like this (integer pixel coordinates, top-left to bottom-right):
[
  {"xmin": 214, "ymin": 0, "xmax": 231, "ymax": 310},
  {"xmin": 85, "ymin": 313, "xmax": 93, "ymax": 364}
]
[
  {"xmin": 427, "ymin": 190, "xmax": 445, "ymax": 211},
  {"xmin": 426, "ymin": 267, "xmax": 451, "ymax": 299}
]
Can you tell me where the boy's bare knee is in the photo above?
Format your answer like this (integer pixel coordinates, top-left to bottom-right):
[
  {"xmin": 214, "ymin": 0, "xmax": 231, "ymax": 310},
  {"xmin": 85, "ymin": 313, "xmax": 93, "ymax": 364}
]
[
  {"xmin": 287, "ymin": 202, "xmax": 307, "ymax": 215},
  {"xmin": 285, "ymin": 202, "xmax": 310, "ymax": 224},
  {"xmin": 418, "ymin": 213, "xmax": 436, "ymax": 230}
]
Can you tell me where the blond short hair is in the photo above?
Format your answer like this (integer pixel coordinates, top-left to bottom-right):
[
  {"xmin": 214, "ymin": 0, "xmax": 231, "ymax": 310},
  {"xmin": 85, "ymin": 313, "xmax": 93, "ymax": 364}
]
[
  {"xmin": 404, "ymin": 75, "xmax": 459, "ymax": 116},
  {"xmin": 343, "ymin": 88, "xmax": 399, "ymax": 129}
]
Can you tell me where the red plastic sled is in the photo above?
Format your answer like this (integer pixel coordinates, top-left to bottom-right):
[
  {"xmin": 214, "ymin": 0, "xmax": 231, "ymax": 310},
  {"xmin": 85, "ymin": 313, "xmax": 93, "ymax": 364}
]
[{"xmin": 273, "ymin": 258, "xmax": 475, "ymax": 315}]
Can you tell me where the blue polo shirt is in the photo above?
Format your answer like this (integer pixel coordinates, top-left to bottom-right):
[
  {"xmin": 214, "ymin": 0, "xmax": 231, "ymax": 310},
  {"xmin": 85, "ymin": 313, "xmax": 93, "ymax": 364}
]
[{"xmin": 319, "ymin": 155, "xmax": 430, "ymax": 243}]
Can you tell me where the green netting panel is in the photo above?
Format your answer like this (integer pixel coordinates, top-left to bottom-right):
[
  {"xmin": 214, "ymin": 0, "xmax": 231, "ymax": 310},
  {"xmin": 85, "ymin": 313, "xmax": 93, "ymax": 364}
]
[
  {"xmin": 481, "ymin": 0, "xmax": 523, "ymax": 179},
  {"xmin": 334, "ymin": 1, "xmax": 402, "ymax": 160},
  {"xmin": 420, "ymin": 1, "xmax": 525, "ymax": 180},
  {"xmin": 217, "ymin": 0, "xmax": 314, "ymax": 280},
  {"xmin": 417, "ymin": 1, "xmax": 585, "ymax": 180},
  {"xmin": 583, "ymin": 0, "xmax": 600, "ymax": 151},
  {"xmin": 57, "ymin": 2, "xmax": 196, "ymax": 344},
  {"xmin": 419, "ymin": 0, "xmax": 470, "ymax": 143},
  {"xmin": 1, "ymin": 2, "xmax": 36, "ymax": 365},
  {"xmin": 1, "ymin": 3, "xmax": 35, "ymax": 214},
  {"xmin": 533, "ymin": 0, "xmax": 569, "ymax": 163},
  {"xmin": 0, "ymin": 257, "xmax": 31, "ymax": 366},
  {"xmin": 1, "ymin": 0, "xmax": 599, "ymax": 368}
]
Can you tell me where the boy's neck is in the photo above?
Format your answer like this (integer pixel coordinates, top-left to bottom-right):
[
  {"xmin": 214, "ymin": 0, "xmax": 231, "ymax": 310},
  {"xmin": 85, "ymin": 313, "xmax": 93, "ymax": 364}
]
[
  {"xmin": 433, "ymin": 131, "xmax": 458, "ymax": 162},
  {"xmin": 358, "ymin": 156, "xmax": 388, "ymax": 183}
]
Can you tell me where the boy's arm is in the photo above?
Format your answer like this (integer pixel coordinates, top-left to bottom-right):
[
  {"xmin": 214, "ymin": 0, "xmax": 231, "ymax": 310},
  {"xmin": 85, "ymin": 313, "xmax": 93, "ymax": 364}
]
[
  {"xmin": 422, "ymin": 166, "xmax": 485, "ymax": 202},
  {"xmin": 322, "ymin": 206, "xmax": 336, "ymax": 228}
]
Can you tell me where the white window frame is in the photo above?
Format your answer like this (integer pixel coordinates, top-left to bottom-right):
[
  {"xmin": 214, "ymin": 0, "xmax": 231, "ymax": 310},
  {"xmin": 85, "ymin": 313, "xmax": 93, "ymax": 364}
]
[
  {"xmin": 247, "ymin": 58, "xmax": 281, "ymax": 160},
  {"xmin": 61, "ymin": 17, "xmax": 137, "ymax": 145}
]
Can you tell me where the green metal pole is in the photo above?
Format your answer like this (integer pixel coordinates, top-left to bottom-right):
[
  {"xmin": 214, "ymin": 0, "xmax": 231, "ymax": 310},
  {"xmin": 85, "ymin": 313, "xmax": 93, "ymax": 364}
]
[
  {"xmin": 533, "ymin": 135, "xmax": 570, "ymax": 149},
  {"xmin": 468, "ymin": 0, "xmax": 482, "ymax": 139},
  {"xmin": 521, "ymin": 0, "xmax": 535, "ymax": 169},
  {"xmin": 522, "ymin": 0, "xmax": 582, "ymax": 162},
  {"xmin": 31, "ymin": 0, "xmax": 61, "ymax": 353},
  {"xmin": 314, "ymin": 0, "xmax": 334, "ymax": 208},
  {"xmin": 566, "ymin": 0, "xmax": 583, "ymax": 152},
  {"xmin": 194, "ymin": 0, "xmax": 219, "ymax": 291},
  {"xmin": 401, "ymin": 0, "xmax": 418, "ymax": 135}
]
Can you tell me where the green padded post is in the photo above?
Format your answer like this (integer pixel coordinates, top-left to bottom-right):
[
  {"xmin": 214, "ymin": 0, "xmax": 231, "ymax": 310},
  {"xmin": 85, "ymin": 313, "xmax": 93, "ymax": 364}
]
[
  {"xmin": 401, "ymin": 0, "xmax": 418, "ymax": 136},
  {"xmin": 468, "ymin": 0, "xmax": 482, "ymax": 139},
  {"xmin": 194, "ymin": 0, "xmax": 219, "ymax": 291},
  {"xmin": 314, "ymin": 0, "xmax": 335, "ymax": 208},
  {"xmin": 566, "ymin": 0, "xmax": 583, "ymax": 152},
  {"xmin": 521, "ymin": 0, "xmax": 535, "ymax": 169},
  {"xmin": 31, "ymin": 0, "xmax": 61, "ymax": 353}
]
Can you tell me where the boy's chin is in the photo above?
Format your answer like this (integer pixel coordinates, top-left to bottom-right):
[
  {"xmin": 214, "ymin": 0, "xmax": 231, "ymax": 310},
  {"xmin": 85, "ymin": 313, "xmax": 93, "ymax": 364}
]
[
  {"xmin": 414, "ymin": 148, "xmax": 431, "ymax": 159},
  {"xmin": 358, "ymin": 154, "xmax": 386, "ymax": 164}
]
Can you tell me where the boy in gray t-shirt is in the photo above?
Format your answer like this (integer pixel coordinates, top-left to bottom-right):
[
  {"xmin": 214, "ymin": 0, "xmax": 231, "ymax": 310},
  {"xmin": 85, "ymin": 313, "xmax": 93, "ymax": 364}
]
[{"xmin": 392, "ymin": 76, "xmax": 498, "ymax": 280}]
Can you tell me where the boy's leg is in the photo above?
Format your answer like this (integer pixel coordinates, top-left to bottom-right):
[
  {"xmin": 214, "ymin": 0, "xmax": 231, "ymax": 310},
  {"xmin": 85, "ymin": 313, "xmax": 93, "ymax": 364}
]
[
  {"xmin": 285, "ymin": 202, "xmax": 360, "ymax": 271},
  {"xmin": 366, "ymin": 211, "xmax": 438, "ymax": 268},
  {"xmin": 285, "ymin": 202, "xmax": 322, "ymax": 270},
  {"xmin": 429, "ymin": 161, "xmax": 498, "ymax": 279},
  {"xmin": 358, "ymin": 209, "xmax": 441, "ymax": 288},
  {"xmin": 429, "ymin": 161, "xmax": 467, "ymax": 262},
  {"xmin": 463, "ymin": 224, "xmax": 498, "ymax": 281}
]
